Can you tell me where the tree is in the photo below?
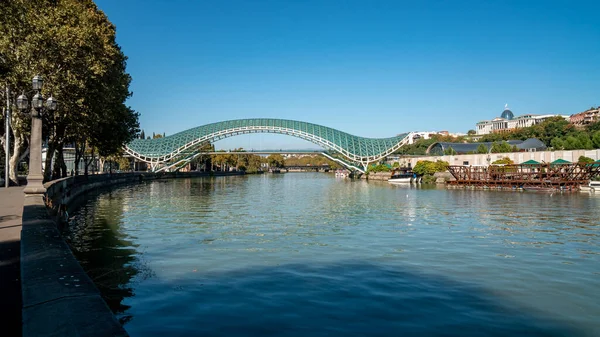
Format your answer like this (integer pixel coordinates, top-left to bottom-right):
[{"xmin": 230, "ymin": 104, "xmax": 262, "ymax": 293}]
[
  {"xmin": 0, "ymin": 0, "xmax": 139, "ymax": 182},
  {"xmin": 593, "ymin": 131, "xmax": 600, "ymax": 149},
  {"xmin": 266, "ymin": 154, "xmax": 285, "ymax": 168},
  {"xmin": 476, "ymin": 144, "xmax": 489, "ymax": 154},
  {"xmin": 115, "ymin": 156, "xmax": 131, "ymax": 171},
  {"xmin": 576, "ymin": 133, "xmax": 593, "ymax": 150},
  {"xmin": 538, "ymin": 117, "xmax": 571, "ymax": 146},
  {"xmin": 413, "ymin": 160, "xmax": 449, "ymax": 176},
  {"xmin": 586, "ymin": 121, "xmax": 600, "ymax": 134},
  {"xmin": 492, "ymin": 157, "xmax": 513, "ymax": 165},
  {"xmin": 490, "ymin": 141, "xmax": 513, "ymax": 153},
  {"xmin": 479, "ymin": 133, "xmax": 506, "ymax": 143},
  {"xmin": 551, "ymin": 137, "xmax": 565, "ymax": 150},
  {"xmin": 140, "ymin": 130, "xmax": 145, "ymax": 139},
  {"xmin": 563, "ymin": 136, "xmax": 581, "ymax": 150},
  {"xmin": 578, "ymin": 156, "xmax": 595, "ymax": 164},
  {"xmin": 153, "ymin": 133, "xmax": 163, "ymax": 139},
  {"xmin": 444, "ymin": 146, "xmax": 457, "ymax": 155},
  {"xmin": 367, "ymin": 163, "xmax": 391, "ymax": 173},
  {"xmin": 467, "ymin": 129, "xmax": 476, "ymax": 135}
]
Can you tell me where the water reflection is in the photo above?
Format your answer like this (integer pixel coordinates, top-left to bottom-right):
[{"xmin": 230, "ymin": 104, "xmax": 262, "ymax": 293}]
[
  {"xmin": 122, "ymin": 262, "xmax": 582, "ymax": 337},
  {"xmin": 63, "ymin": 189, "xmax": 141, "ymax": 324},
  {"xmin": 66, "ymin": 174, "xmax": 600, "ymax": 336}
]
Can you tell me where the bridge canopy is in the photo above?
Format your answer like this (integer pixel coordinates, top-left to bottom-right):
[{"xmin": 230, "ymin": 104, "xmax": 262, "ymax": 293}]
[{"xmin": 125, "ymin": 118, "xmax": 410, "ymax": 171}]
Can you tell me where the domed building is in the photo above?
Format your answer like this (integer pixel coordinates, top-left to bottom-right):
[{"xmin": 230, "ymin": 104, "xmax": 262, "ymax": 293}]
[
  {"xmin": 500, "ymin": 104, "xmax": 514, "ymax": 120},
  {"xmin": 475, "ymin": 104, "xmax": 569, "ymax": 135}
]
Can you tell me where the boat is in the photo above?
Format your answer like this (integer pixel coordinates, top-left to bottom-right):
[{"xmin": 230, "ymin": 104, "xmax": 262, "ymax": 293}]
[
  {"xmin": 388, "ymin": 170, "xmax": 414, "ymax": 184},
  {"xmin": 335, "ymin": 169, "xmax": 349, "ymax": 178},
  {"xmin": 580, "ymin": 181, "xmax": 600, "ymax": 193},
  {"xmin": 522, "ymin": 186, "xmax": 560, "ymax": 192}
]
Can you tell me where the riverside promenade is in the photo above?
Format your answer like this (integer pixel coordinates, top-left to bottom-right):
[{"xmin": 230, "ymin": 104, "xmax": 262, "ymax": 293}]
[{"xmin": 0, "ymin": 186, "xmax": 24, "ymax": 337}]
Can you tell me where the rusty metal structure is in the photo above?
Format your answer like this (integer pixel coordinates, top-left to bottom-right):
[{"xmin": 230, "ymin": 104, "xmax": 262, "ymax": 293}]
[{"xmin": 447, "ymin": 163, "xmax": 600, "ymax": 191}]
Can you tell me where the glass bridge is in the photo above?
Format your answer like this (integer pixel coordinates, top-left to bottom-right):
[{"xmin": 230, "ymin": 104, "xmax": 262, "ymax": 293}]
[{"xmin": 124, "ymin": 118, "xmax": 411, "ymax": 173}]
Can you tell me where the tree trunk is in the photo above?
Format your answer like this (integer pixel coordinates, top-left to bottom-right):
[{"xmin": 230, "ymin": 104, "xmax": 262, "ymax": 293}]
[
  {"xmin": 84, "ymin": 147, "xmax": 95, "ymax": 176},
  {"xmin": 58, "ymin": 143, "xmax": 67, "ymax": 178},
  {"xmin": 43, "ymin": 142, "xmax": 56, "ymax": 182},
  {"xmin": 52, "ymin": 145, "xmax": 62, "ymax": 180},
  {"xmin": 99, "ymin": 157, "xmax": 105, "ymax": 173},
  {"xmin": 52, "ymin": 143, "xmax": 68, "ymax": 178},
  {"xmin": 74, "ymin": 139, "xmax": 85, "ymax": 176},
  {"xmin": 8, "ymin": 133, "xmax": 24, "ymax": 185}
]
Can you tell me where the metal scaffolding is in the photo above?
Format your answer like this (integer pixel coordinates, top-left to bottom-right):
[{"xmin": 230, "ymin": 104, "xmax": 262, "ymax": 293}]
[{"xmin": 447, "ymin": 163, "xmax": 600, "ymax": 191}]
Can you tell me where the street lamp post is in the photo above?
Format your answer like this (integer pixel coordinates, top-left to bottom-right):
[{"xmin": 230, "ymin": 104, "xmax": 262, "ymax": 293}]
[{"xmin": 16, "ymin": 75, "xmax": 57, "ymax": 195}]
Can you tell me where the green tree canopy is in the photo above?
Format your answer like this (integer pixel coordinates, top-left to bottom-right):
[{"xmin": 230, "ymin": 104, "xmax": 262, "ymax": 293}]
[
  {"xmin": 413, "ymin": 160, "xmax": 449, "ymax": 176},
  {"xmin": 578, "ymin": 156, "xmax": 595, "ymax": 164},
  {"xmin": 490, "ymin": 141, "xmax": 513, "ymax": 153},
  {"xmin": 444, "ymin": 146, "xmax": 457, "ymax": 155},
  {"xmin": 592, "ymin": 131, "xmax": 600, "ymax": 149},
  {"xmin": 476, "ymin": 143, "xmax": 489, "ymax": 154},
  {"xmin": 0, "ymin": 0, "xmax": 139, "ymax": 181},
  {"xmin": 492, "ymin": 157, "xmax": 514, "ymax": 165},
  {"xmin": 266, "ymin": 154, "xmax": 285, "ymax": 168}
]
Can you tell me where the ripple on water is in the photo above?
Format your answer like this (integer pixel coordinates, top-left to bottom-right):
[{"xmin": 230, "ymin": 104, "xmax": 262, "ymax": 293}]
[{"xmin": 64, "ymin": 174, "xmax": 600, "ymax": 336}]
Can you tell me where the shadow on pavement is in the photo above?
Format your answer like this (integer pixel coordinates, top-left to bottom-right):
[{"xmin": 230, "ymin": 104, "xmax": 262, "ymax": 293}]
[{"xmin": 0, "ymin": 239, "xmax": 22, "ymax": 337}]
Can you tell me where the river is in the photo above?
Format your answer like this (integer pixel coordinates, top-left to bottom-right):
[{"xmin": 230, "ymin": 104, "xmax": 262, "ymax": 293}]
[{"xmin": 63, "ymin": 173, "xmax": 600, "ymax": 336}]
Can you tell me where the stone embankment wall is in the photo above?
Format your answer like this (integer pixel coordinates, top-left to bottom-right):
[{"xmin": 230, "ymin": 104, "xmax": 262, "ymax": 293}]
[
  {"xmin": 22, "ymin": 171, "xmax": 242, "ymax": 337},
  {"xmin": 433, "ymin": 171, "xmax": 455, "ymax": 184},
  {"xmin": 393, "ymin": 149, "xmax": 600, "ymax": 168},
  {"xmin": 361, "ymin": 171, "xmax": 455, "ymax": 184},
  {"xmin": 361, "ymin": 172, "xmax": 392, "ymax": 181}
]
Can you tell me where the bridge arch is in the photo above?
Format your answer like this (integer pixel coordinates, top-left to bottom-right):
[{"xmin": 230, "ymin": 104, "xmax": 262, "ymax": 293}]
[{"xmin": 124, "ymin": 118, "xmax": 411, "ymax": 173}]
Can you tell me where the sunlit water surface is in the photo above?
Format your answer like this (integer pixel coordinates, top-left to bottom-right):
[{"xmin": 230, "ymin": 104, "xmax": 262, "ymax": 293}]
[{"xmin": 64, "ymin": 173, "xmax": 600, "ymax": 336}]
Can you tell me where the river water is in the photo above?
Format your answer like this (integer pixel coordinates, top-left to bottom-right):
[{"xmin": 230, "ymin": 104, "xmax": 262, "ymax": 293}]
[{"xmin": 64, "ymin": 173, "xmax": 600, "ymax": 336}]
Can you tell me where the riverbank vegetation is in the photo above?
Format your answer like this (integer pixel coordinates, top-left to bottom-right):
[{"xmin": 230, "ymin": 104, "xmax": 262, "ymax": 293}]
[
  {"xmin": 284, "ymin": 154, "xmax": 339, "ymax": 169},
  {"xmin": 180, "ymin": 150, "xmax": 340, "ymax": 174},
  {"xmin": 366, "ymin": 163, "xmax": 392, "ymax": 174},
  {"xmin": 412, "ymin": 160, "xmax": 449, "ymax": 183}
]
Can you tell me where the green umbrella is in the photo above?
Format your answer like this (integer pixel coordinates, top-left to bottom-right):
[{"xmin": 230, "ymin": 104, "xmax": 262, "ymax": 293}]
[
  {"xmin": 521, "ymin": 159, "xmax": 540, "ymax": 165},
  {"xmin": 551, "ymin": 158, "xmax": 571, "ymax": 165}
]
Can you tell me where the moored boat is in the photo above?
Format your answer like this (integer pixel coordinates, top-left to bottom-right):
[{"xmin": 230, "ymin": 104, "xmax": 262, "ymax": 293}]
[
  {"xmin": 388, "ymin": 169, "xmax": 414, "ymax": 184},
  {"xmin": 580, "ymin": 181, "xmax": 600, "ymax": 193}
]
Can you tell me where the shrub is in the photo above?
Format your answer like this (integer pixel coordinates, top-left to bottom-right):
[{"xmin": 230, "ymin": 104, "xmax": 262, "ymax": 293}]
[
  {"xmin": 578, "ymin": 156, "xmax": 595, "ymax": 164},
  {"xmin": 492, "ymin": 157, "xmax": 514, "ymax": 165},
  {"xmin": 413, "ymin": 160, "xmax": 449, "ymax": 176},
  {"xmin": 367, "ymin": 163, "xmax": 391, "ymax": 173}
]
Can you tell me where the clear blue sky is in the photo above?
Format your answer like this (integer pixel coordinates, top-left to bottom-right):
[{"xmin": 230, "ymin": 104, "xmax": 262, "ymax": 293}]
[{"xmin": 96, "ymin": 0, "xmax": 600, "ymax": 150}]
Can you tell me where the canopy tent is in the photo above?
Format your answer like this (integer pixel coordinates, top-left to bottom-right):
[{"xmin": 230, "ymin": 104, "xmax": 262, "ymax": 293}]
[
  {"xmin": 520, "ymin": 159, "xmax": 540, "ymax": 165},
  {"xmin": 551, "ymin": 159, "xmax": 571, "ymax": 165}
]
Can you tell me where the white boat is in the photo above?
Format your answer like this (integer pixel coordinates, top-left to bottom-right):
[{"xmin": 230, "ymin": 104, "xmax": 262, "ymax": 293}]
[
  {"xmin": 580, "ymin": 181, "xmax": 600, "ymax": 193},
  {"xmin": 388, "ymin": 172, "xmax": 413, "ymax": 184},
  {"xmin": 335, "ymin": 169, "xmax": 349, "ymax": 178}
]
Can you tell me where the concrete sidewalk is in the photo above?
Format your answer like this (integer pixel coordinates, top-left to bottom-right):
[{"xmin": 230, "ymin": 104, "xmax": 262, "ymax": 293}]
[{"xmin": 1, "ymin": 186, "xmax": 24, "ymax": 337}]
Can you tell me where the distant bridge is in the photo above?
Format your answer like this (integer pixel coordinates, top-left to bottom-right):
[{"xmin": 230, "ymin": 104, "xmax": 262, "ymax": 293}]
[{"xmin": 125, "ymin": 118, "xmax": 411, "ymax": 173}]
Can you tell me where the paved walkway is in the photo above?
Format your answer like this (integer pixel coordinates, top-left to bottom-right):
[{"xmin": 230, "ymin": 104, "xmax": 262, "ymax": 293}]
[{"xmin": 0, "ymin": 186, "xmax": 24, "ymax": 337}]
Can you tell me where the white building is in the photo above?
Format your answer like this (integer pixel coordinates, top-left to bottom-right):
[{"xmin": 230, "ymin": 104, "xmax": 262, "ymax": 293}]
[
  {"xmin": 406, "ymin": 131, "xmax": 466, "ymax": 144},
  {"xmin": 476, "ymin": 105, "xmax": 569, "ymax": 135}
]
